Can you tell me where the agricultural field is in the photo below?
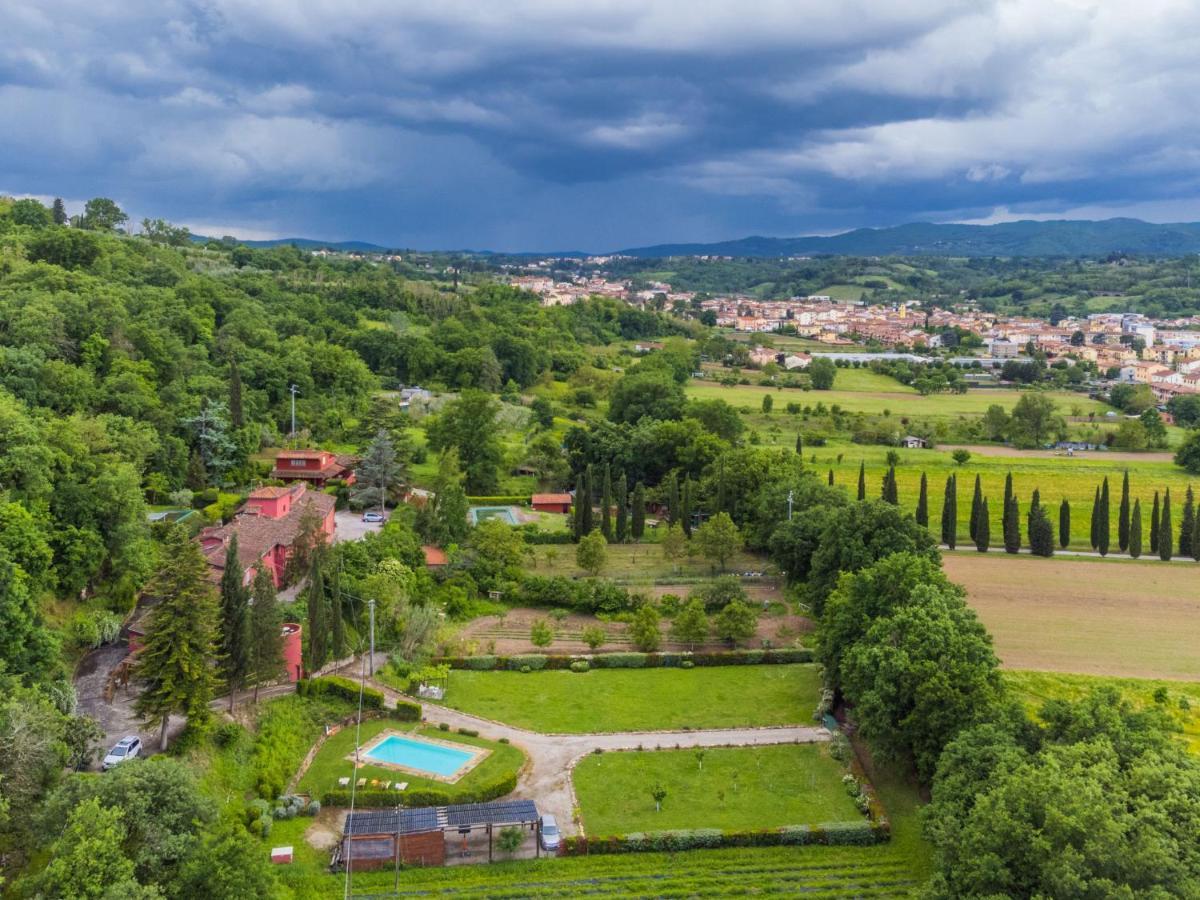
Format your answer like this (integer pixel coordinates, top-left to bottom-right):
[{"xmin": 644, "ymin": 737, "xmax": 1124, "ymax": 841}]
[
  {"xmin": 295, "ymin": 721, "xmax": 525, "ymax": 800},
  {"xmin": 793, "ymin": 442, "xmax": 1194, "ymax": 549},
  {"xmin": 438, "ymin": 665, "xmax": 820, "ymax": 733},
  {"xmin": 944, "ymin": 554, "xmax": 1200, "ymax": 681},
  {"xmin": 573, "ymin": 744, "xmax": 861, "ymax": 834},
  {"xmin": 528, "ymin": 541, "xmax": 773, "ymax": 580},
  {"xmin": 686, "ymin": 381, "xmax": 1110, "ymax": 420},
  {"xmin": 1004, "ymin": 670, "xmax": 1200, "ymax": 754}
]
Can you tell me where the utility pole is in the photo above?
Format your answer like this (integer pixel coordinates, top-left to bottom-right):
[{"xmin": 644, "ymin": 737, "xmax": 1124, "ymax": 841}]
[
  {"xmin": 367, "ymin": 598, "xmax": 376, "ymax": 677},
  {"xmin": 289, "ymin": 384, "xmax": 300, "ymax": 436},
  {"xmin": 788, "ymin": 489, "xmax": 794, "ymax": 521}
]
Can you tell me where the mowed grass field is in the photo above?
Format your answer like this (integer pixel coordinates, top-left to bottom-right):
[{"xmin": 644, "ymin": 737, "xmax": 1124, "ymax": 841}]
[
  {"xmin": 687, "ymin": 381, "xmax": 1111, "ymax": 420},
  {"xmin": 440, "ymin": 665, "xmax": 820, "ymax": 733},
  {"xmin": 573, "ymin": 744, "xmax": 860, "ymax": 834},
  {"xmin": 944, "ymin": 553, "xmax": 1200, "ymax": 681},
  {"xmin": 529, "ymin": 541, "xmax": 772, "ymax": 580}
]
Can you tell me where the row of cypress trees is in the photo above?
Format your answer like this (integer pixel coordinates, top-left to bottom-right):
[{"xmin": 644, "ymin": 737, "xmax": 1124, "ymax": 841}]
[{"xmin": 572, "ymin": 464, "xmax": 648, "ymax": 543}]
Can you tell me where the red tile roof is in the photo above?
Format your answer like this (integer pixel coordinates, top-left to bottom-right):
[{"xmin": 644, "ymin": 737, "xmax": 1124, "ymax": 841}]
[
  {"xmin": 200, "ymin": 487, "xmax": 335, "ymax": 576},
  {"xmin": 422, "ymin": 545, "xmax": 448, "ymax": 566},
  {"xmin": 531, "ymin": 493, "xmax": 572, "ymax": 505}
]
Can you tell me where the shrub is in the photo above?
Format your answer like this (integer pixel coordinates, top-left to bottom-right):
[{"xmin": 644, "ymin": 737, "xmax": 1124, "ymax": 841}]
[
  {"xmin": 597, "ymin": 652, "xmax": 648, "ymax": 668},
  {"xmin": 570, "ymin": 660, "xmax": 590, "ymax": 673},
  {"xmin": 560, "ymin": 821, "xmax": 883, "ymax": 856},
  {"xmin": 499, "ymin": 737, "xmax": 510, "ymax": 744},
  {"xmin": 301, "ymin": 676, "xmax": 385, "ymax": 709},
  {"xmin": 438, "ymin": 722, "xmax": 450, "ymax": 731},
  {"xmin": 390, "ymin": 700, "xmax": 422, "ymax": 722},
  {"xmin": 213, "ymin": 721, "xmax": 244, "ymax": 748},
  {"xmin": 307, "ymin": 800, "xmax": 321, "ymax": 816},
  {"xmin": 506, "ymin": 654, "xmax": 548, "ymax": 671},
  {"xmin": 520, "ymin": 665, "xmax": 531, "ymax": 674},
  {"xmin": 457, "ymin": 727, "xmax": 479, "ymax": 737},
  {"xmin": 464, "ymin": 655, "xmax": 498, "ymax": 670},
  {"xmin": 321, "ymin": 772, "xmax": 518, "ymax": 809},
  {"xmin": 680, "ymin": 660, "xmax": 695, "ymax": 669}
]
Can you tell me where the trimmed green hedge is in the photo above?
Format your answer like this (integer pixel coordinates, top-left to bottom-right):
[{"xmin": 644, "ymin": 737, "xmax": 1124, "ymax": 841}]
[
  {"xmin": 321, "ymin": 771, "xmax": 518, "ymax": 809},
  {"xmin": 434, "ymin": 648, "xmax": 813, "ymax": 671},
  {"xmin": 298, "ymin": 676, "xmax": 386, "ymax": 709},
  {"xmin": 562, "ymin": 820, "xmax": 885, "ymax": 855},
  {"xmin": 467, "ymin": 496, "xmax": 529, "ymax": 505},
  {"xmin": 392, "ymin": 699, "xmax": 422, "ymax": 721}
]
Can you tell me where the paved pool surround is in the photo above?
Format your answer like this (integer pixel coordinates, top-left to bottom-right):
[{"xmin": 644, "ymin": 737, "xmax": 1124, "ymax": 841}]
[{"xmin": 353, "ymin": 731, "xmax": 490, "ymax": 784}]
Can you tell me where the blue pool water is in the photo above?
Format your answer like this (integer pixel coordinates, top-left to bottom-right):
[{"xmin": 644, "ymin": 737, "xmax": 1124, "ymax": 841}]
[
  {"xmin": 363, "ymin": 736, "xmax": 475, "ymax": 777},
  {"xmin": 469, "ymin": 506, "xmax": 519, "ymax": 525}
]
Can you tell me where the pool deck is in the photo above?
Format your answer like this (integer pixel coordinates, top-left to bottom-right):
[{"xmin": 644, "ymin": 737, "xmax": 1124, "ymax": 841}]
[{"xmin": 351, "ymin": 730, "xmax": 491, "ymax": 784}]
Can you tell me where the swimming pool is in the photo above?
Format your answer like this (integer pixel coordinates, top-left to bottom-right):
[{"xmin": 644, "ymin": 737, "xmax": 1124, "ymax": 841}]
[
  {"xmin": 469, "ymin": 506, "xmax": 519, "ymax": 525},
  {"xmin": 359, "ymin": 734, "xmax": 485, "ymax": 781}
]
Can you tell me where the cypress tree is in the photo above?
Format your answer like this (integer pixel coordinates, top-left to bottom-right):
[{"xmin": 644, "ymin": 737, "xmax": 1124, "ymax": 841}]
[
  {"xmin": 975, "ymin": 497, "xmax": 990, "ymax": 552},
  {"xmin": 915, "ymin": 472, "xmax": 928, "ymax": 527},
  {"xmin": 1029, "ymin": 504, "xmax": 1053, "ymax": 557},
  {"xmin": 218, "ymin": 532, "xmax": 250, "ymax": 711},
  {"xmin": 134, "ymin": 527, "xmax": 220, "ymax": 750},
  {"xmin": 857, "ymin": 462, "xmax": 866, "ymax": 501},
  {"xmin": 681, "ymin": 478, "xmax": 693, "ymax": 537},
  {"xmin": 941, "ymin": 475, "xmax": 957, "ymax": 549},
  {"xmin": 631, "ymin": 482, "xmax": 646, "ymax": 540},
  {"xmin": 1030, "ymin": 488, "xmax": 1041, "ymax": 515},
  {"xmin": 306, "ymin": 551, "xmax": 328, "ymax": 672},
  {"xmin": 969, "ymin": 474, "xmax": 982, "ymax": 541},
  {"xmin": 1001, "ymin": 472, "xmax": 1014, "ymax": 542},
  {"xmin": 715, "ymin": 457, "xmax": 727, "ymax": 515},
  {"xmin": 1089, "ymin": 486, "xmax": 1100, "ymax": 550},
  {"xmin": 795, "ymin": 433, "xmax": 803, "ymax": 454},
  {"xmin": 615, "ymin": 473, "xmax": 628, "ymax": 543},
  {"xmin": 1004, "ymin": 495, "xmax": 1020, "ymax": 553},
  {"xmin": 1160, "ymin": 490, "xmax": 1173, "ymax": 561},
  {"xmin": 1150, "ymin": 491, "xmax": 1160, "ymax": 553},
  {"xmin": 248, "ymin": 564, "xmax": 284, "ymax": 700},
  {"xmin": 1097, "ymin": 477, "xmax": 1110, "ymax": 557},
  {"xmin": 1179, "ymin": 486, "xmax": 1195, "ymax": 559},
  {"xmin": 881, "ymin": 466, "xmax": 898, "ymax": 504},
  {"xmin": 1192, "ymin": 502, "xmax": 1200, "ymax": 562},
  {"xmin": 1118, "ymin": 471, "xmax": 1130, "ymax": 552},
  {"xmin": 828, "ymin": 468, "xmax": 835, "ymax": 486},
  {"xmin": 573, "ymin": 473, "xmax": 586, "ymax": 539},
  {"xmin": 1129, "ymin": 499, "xmax": 1142, "ymax": 559},
  {"xmin": 330, "ymin": 564, "xmax": 346, "ymax": 661},
  {"xmin": 582, "ymin": 465, "xmax": 595, "ymax": 535},
  {"xmin": 600, "ymin": 465, "xmax": 613, "ymax": 542},
  {"xmin": 52, "ymin": 197, "xmax": 68, "ymax": 225},
  {"xmin": 1059, "ymin": 499, "xmax": 1070, "ymax": 549},
  {"xmin": 667, "ymin": 472, "xmax": 680, "ymax": 527}
]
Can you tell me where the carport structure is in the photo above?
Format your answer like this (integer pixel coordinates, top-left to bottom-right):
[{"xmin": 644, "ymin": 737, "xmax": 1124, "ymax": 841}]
[{"xmin": 332, "ymin": 799, "xmax": 542, "ymax": 871}]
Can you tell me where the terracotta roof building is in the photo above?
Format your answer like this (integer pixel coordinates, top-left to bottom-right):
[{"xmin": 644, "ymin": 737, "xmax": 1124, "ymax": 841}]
[
  {"xmin": 270, "ymin": 448, "xmax": 357, "ymax": 487},
  {"xmin": 197, "ymin": 483, "xmax": 336, "ymax": 587}
]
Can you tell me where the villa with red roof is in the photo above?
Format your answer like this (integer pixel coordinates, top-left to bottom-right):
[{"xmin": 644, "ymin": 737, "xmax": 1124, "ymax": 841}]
[
  {"xmin": 270, "ymin": 448, "xmax": 357, "ymax": 488},
  {"xmin": 197, "ymin": 483, "xmax": 336, "ymax": 587}
]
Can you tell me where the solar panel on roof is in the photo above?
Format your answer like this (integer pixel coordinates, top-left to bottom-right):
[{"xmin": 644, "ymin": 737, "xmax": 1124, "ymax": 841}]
[
  {"xmin": 344, "ymin": 807, "xmax": 438, "ymax": 836},
  {"xmin": 345, "ymin": 800, "xmax": 537, "ymax": 835},
  {"xmin": 444, "ymin": 800, "xmax": 538, "ymax": 827}
]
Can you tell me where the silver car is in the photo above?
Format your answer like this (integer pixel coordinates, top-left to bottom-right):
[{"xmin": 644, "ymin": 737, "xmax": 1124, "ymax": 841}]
[
  {"xmin": 102, "ymin": 736, "xmax": 142, "ymax": 770},
  {"xmin": 539, "ymin": 814, "xmax": 560, "ymax": 852}
]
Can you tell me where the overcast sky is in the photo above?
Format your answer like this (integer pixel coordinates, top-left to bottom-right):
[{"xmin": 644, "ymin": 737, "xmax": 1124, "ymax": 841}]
[{"xmin": 4, "ymin": 0, "xmax": 1199, "ymax": 250}]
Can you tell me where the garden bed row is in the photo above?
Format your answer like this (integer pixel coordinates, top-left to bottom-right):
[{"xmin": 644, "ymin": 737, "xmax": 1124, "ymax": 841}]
[
  {"xmin": 434, "ymin": 648, "xmax": 813, "ymax": 671},
  {"xmin": 562, "ymin": 820, "xmax": 888, "ymax": 856}
]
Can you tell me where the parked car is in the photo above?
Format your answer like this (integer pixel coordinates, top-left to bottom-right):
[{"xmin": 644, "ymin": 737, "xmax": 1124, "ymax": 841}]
[
  {"xmin": 102, "ymin": 736, "xmax": 142, "ymax": 770},
  {"xmin": 539, "ymin": 814, "xmax": 560, "ymax": 852},
  {"xmin": 362, "ymin": 510, "xmax": 386, "ymax": 523}
]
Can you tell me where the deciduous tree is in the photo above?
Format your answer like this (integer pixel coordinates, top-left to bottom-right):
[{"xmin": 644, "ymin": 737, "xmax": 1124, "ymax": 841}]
[
  {"xmin": 693, "ymin": 511, "xmax": 742, "ymax": 572},
  {"xmin": 576, "ymin": 529, "xmax": 608, "ymax": 577}
]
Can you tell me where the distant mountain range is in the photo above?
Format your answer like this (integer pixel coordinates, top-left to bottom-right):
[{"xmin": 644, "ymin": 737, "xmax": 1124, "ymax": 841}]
[
  {"xmin": 196, "ymin": 218, "xmax": 1200, "ymax": 259},
  {"xmin": 616, "ymin": 218, "xmax": 1200, "ymax": 258}
]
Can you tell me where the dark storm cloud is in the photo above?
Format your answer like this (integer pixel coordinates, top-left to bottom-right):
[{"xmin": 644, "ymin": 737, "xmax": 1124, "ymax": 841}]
[{"xmin": 3, "ymin": 0, "xmax": 1199, "ymax": 249}]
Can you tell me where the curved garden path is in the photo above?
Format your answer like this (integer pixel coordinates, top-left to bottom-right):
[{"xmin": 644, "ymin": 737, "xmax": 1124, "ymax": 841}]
[{"xmin": 365, "ymin": 678, "xmax": 830, "ymax": 837}]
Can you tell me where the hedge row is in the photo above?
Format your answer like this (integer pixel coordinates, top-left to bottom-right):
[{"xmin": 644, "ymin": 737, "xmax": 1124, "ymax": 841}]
[
  {"xmin": 297, "ymin": 676, "xmax": 386, "ymax": 709},
  {"xmin": 321, "ymin": 772, "xmax": 518, "ymax": 809},
  {"xmin": 436, "ymin": 648, "xmax": 814, "ymax": 671},
  {"xmin": 466, "ymin": 495, "xmax": 529, "ymax": 505},
  {"xmin": 562, "ymin": 821, "xmax": 886, "ymax": 855}
]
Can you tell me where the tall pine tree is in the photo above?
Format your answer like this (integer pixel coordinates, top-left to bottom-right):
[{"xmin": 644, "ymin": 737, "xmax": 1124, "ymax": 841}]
[
  {"xmin": 969, "ymin": 475, "xmax": 983, "ymax": 541},
  {"xmin": 1160, "ymin": 489, "xmax": 1173, "ymax": 561},
  {"xmin": 1118, "ymin": 471, "xmax": 1131, "ymax": 552},
  {"xmin": 615, "ymin": 473, "xmax": 628, "ymax": 543},
  {"xmin": 915, "ymin": 472, "xmax": 928, "ymax": 527},
  {"xmin": 330, "ymin": 563, "xmax": 346, "ymax": 661},
  {"xmin": 1192, "ymin": 502, "xmax": 1200, "ymax": 562},
  {"xmin": 667, "ymin": 472, "xmax": 680, "ymax": 527},
  {"xmin": 631, "ymin": 481, "xmax": 646, "ymax": 541},
  {"xmin": 1089, "ymin": 485, "xmax": 1100, "ymax": 549},
  {"xmin": 1129, "ymin": 499, "xmax": 1143, "ymax": 559},
  {"xmin": 1150, "ymin": 491, "xmax": 1160, "ymax": 554},
  {"xmin": 1097, "ymin": 477, "xmax": 1110, "ymax": 557},
  {"xmin": 1029, "ymin": 504, "xmax": 1053, "ymax": 557},
  {"xmin": 248, "ymin": 565, "xmax": 284, "ymax": 700},
  {"xmin": 828, "ymin": 469, "xmax": 835, "ymax": 486},
  {"xmin": 941, "ymin": 474, "xmax": 957, "ymax": 549},
  {"xmin": 795, "ymin": 434, "xmax": 803, "ymax": 454},
  {"xmin": 582, "ymin": 465, "xmax": 595, "ymax": 535},
  {"xmin": 1059, "ymin": 499, "xmax": 1071, "ymax": 549},
  {"xmin": 573, "ymin": 472, "xmax": 587, "ymax": 539},
  {"xmin": 881, "ymin": 466, "xmax": 898, "ymax": 504},
  {"xmin": 857, "ymin": 462, "xmax": 866, "ymax": 501},
  {"xmin": 1179, "ymin": 486, "xmax": 1195, "ymax": 559},
  {"xmin": 1004, "ymin": 494, "xmax": 1020, "ymax": 553},
  {"xmin": 1001, "ymin": 472, "xmax": 1014, "ymax": 543},
  {"xmin": 681, "ymin": 478, "xmax": 693, "ymax": 536},
  {"xmin": 134, "ymin": 527, "xmax": 220, "ymax": 750},
  {"xmin": 218, "ymin": 532, "xmax": 250, "ymax": 711},
  {"xmin": 52, "ymin": 197, "xmax": 68, "ymax": 225},
  {"xmin": 975, "ymin": 498, "xmax": 990, "ymax": 552}
]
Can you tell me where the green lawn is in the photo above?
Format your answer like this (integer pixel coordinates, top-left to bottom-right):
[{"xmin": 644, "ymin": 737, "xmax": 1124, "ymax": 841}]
[
  {"xmin": 574, "ymin": 744, "xmax": 862, "ymax": 834},
  {"xmin": 441, "ymin": 665, "xmax": 820, "ymax": 733},
  {"xmin": 527, "ymin": 541, "xmax": 772, "ymax": 580},
  {"xmin": 296, "ymin": 720, "xmax": 524, "ymax": 799}
]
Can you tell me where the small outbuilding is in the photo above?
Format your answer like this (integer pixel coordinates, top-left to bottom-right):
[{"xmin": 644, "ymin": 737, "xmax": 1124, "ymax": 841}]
[
  {"xmin": 901, "ymin": 435, "xmax": 929, "ymax": 449},
  {"xmin": 531, "ymin": 493, "xmax": 572, "ymax": 514}
]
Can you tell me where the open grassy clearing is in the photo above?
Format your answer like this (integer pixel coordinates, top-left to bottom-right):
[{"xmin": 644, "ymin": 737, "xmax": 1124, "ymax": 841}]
[
  {"xmin": 296, "ymin": 720, "xmax": 525, "ymax": 799},
  {"xmin": 574, "ymin": 744, "xmax": 861, "ymax": 835},
  {"xmin": 439, "ymin": 665, "xmax": 820, "ymax": 733},
  {"xmin": 1004, "ymin": 670, "xmax": 1200, "ymax": 754},
  {"xmin": 944, "ymin": 553, "xmax": 1200, "ymax": 681},
  {"xmin": 528, "ymin": 541, "xmax": 774, "ymax": 580},
  {"xmin": 687, "ymin": 381, "xmax": 1109, "ymax": 419}
]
